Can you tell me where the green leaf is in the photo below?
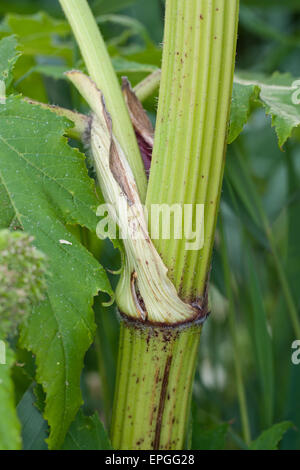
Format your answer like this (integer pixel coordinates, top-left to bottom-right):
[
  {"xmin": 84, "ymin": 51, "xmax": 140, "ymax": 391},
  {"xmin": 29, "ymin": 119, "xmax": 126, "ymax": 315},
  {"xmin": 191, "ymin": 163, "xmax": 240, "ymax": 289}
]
[
  {"xmin": 0, "ymin": 35, "xmax": 20, "ymax": 88},
  {"xmin": 61, "ymin": 410, "xmax": 112, "ymax": 450},
  {"xmin": 0, "ymin": 96, "xmax": 113, "ymax": 449},
  {"xmin": 0, "ymin": 34, "xmax": 20, "ymax": 226},
  {"xmin": 0, "ymin": 346, "xmax": 22, "ymax": 450},
  {"xmin": 228, "ymin": 82, "xmax": 259, "ymax": 144},
  {"xmin": 231, "ymin": 72, "xmax": 300, "ymax": 147},
  {"xmin": 2, "ymin": 12, "xmax": 71, "ymax": 62},
  {"xmin": 17, "ymin": 388, "xmax": 48, "ymax": 450},
  {"xmin": 250, "ymin": 421, "xmax": 293, "ymax": 450},
  {"xmin": 0, "ymin": 1, "xmax": 64, "ymax": 17},
  {"xmin": 11, "ymin": 347, "xmax": 36, "ymax": 403}
]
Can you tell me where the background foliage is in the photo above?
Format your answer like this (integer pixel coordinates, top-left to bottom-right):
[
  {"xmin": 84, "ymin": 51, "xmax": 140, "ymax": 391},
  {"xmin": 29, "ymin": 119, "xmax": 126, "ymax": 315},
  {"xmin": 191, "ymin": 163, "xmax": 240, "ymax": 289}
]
[{"xmin": 0, "ymin": 0, "xmax": 299, "ymax": 450}]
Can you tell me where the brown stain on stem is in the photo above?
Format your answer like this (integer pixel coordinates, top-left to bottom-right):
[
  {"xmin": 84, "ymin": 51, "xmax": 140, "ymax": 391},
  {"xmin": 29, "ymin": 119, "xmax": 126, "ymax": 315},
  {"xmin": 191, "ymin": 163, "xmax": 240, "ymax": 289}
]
[{"xmin": 153, "ymin": 354, "xmax": 173, "ymax": 450}]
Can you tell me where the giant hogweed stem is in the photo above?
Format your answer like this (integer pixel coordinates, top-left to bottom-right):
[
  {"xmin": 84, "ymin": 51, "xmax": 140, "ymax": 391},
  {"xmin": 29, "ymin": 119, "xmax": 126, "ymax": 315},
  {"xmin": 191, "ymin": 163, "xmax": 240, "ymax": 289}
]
[{"xmin": 66, "ymin": 70, "xmax": 205, "ymax": 325}]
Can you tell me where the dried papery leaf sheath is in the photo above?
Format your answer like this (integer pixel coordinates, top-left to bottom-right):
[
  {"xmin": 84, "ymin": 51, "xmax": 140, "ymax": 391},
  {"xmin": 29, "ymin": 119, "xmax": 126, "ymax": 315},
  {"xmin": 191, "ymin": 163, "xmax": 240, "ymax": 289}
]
[
  {"xmin": 122, "ymin": 78, "xmax": 153, "ymax": 176},
  {"xmin": 122, "ymin": 78, "xmax": 154, "ymax": 148},
  {"xmin": 66, "ymin": 71, "xmax": 204, "ymax": 325}
]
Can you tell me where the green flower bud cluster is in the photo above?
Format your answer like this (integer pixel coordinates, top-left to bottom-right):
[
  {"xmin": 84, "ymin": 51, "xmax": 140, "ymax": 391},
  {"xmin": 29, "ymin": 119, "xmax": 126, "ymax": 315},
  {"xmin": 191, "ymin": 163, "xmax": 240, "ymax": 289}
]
[{"xmin": 0, "ymin": 230, "xmax": 47, "ymax": 337}]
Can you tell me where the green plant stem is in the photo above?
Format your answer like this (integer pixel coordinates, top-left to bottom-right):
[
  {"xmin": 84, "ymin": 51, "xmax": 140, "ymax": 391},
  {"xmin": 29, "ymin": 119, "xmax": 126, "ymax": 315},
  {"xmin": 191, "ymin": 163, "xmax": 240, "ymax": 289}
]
[
  {"xmin": 59, "ymin": 0, "xmax": 147, "ymax": 201},
  {"xmin": 111, "ymin": 317, "xmax": 202, "ymax": 450},
  {"xmin": 134, "ymin": 69, "xmax": 161, "ymax": 102},
  {"xmin": 146, "ymin": 0, "xmax": 240, "ymax": 301},
  {"xmin": 219, "ymin": 216, "xmax": 251, "ymax": 446}
]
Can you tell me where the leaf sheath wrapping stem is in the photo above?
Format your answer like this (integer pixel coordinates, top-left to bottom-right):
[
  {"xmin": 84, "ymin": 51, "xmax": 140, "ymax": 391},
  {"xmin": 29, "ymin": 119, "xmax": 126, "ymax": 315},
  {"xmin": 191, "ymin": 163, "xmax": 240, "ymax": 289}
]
[{"xmin": 67, "ymin": 71, "xmax": 206, "ymax": 324}]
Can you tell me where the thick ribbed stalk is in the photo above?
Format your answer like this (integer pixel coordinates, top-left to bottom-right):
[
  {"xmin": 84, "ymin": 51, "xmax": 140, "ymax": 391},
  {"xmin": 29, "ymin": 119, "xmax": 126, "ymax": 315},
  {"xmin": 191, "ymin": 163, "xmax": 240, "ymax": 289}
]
[
  {"xmin": 59, "ymin": 0, "xmax": 147, "ymax": 201},
  {"xmin": 146, "ymin": 0, "xmax": 239, "ymax": 301},
  {"xmin": 111, "ymin": 317, "xmax": 201, "ymax": 450}
]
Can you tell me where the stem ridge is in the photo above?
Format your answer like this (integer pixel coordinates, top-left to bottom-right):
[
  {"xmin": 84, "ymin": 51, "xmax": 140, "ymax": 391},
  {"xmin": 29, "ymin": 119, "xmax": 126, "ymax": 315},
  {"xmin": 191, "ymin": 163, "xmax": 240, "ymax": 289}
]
[{"xmin": 111, "ymin": 317, "xmax": 202, "ymax": 450}]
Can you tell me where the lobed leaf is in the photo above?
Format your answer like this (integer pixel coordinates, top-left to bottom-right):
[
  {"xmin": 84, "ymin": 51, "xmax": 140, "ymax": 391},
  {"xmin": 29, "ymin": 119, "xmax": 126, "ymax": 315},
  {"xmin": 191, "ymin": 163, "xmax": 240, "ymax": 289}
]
[
  {"xmin": 1, "ymin": 12, "xmax": 71, "ymax": 62},
  {"xmin": 250, "ymin": 421, "xmax": 293, "ymax": 450},
  {"xmin": 0, "ymin": 96, "xmax": 113, "ymax": 449},
  {"xmin": 231, "ymin": 72, "xmax": 300, "ymax": 147},
  {"xmin": 228, "ymin": 82, "xmax": 259, "ymax": 144}
]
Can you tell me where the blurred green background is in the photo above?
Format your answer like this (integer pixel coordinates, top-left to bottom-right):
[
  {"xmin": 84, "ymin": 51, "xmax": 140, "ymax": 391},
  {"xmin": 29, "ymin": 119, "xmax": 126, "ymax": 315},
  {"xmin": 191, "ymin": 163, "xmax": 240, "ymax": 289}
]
[{"xmin": 1, "ymin": 0, "xmax": 299, "ymax": 450}]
